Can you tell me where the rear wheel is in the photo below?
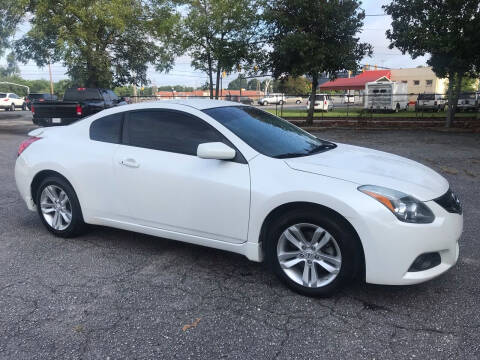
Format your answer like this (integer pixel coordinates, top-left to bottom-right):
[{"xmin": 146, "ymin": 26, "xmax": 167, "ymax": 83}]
[
  {"xmin": 265, "ymin": 209, "xmax": 362, "ymax": 297},
  {"xmin": 22, "ymin": 102, "xmax": 27, "ymax": 111},
  {"xmin": 10, "ymin": 103, "xmax": 15, "ymax": 111},
  {"xmin": 35, "ymin": 176, "xmax": 86, "ymax": 238},
  {"xmin": 296, "ymin": 100, "xmax": 302, "ymax": 104}
]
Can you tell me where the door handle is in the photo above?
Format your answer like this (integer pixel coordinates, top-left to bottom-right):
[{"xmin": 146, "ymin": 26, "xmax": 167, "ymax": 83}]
[{"xmin": 120, "ymin": 158, "xmax": 140, "ymax": 168}]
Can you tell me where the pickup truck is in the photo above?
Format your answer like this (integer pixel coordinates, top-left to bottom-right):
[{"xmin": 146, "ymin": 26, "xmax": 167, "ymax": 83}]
[{"xmin": 31, "ymin": 88, "xmax": 127, "ymax": 126}]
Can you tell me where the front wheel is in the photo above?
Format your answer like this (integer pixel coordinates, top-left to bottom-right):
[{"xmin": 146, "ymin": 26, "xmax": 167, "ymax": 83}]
[
  {"xmin": 296, "ymin": 100, "xmax": 301, "ymax": 104},
  {"xmin": 36, "ymin": 176, "xmax": 86, "ymax": 238},
  {"xmin": 265, "ymin": 209, "xmax": 362, "ymax": 297}
]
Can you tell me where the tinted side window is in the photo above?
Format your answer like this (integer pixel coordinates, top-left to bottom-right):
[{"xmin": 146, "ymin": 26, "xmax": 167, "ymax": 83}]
[
  {"xmin": 125, "ymin": 110, "xmax": 223, "ymax": 156},
  {"xmin": 90, "ymin": 113, "xmax": 123, "ymax": 144}
]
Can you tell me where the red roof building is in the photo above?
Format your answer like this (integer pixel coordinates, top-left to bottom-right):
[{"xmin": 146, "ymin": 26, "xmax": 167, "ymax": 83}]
[{"xmin": 320, "ymin": 70, "xmax": 391, "ymax": 91}]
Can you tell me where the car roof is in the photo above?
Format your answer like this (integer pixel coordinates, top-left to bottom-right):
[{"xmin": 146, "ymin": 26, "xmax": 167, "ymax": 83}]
[{"xmin": 144, "ymin": 99, "xmax": 247, "ymax": 110}]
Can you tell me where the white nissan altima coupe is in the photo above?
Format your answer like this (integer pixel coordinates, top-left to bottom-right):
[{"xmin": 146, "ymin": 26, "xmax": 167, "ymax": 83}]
[{"xmin": 15, "ymin": 100, "xmax": 463, "ymax": 296}]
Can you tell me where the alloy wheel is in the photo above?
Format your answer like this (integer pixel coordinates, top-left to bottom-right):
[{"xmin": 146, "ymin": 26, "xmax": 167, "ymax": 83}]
[
  {"xmin": 277, "ymin": 223, "xmax": 342, "ymax": 288},
  {"xmin": 40, "ymin": 185, "xmax": 73, "ymax": 231}
]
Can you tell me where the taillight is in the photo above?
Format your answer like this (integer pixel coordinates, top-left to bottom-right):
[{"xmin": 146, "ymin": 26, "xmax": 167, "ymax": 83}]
[
  {"xmin": 3, "ymin": 98, "xmax": 8, "ymax": 102},
  {"xmin": 76, "ymin": 104, "xmax": 82, "ymax": 116},
  {"xmin": 18, "ymin": 137, "xmax": 41, "ymax": 157},
  {"xmin": 31, "ymin": 104, "xmax": 35, "ymax": 114},
  {"xmin": 324, "ymin": 100, "xmax": 327, "ymax": 105}
]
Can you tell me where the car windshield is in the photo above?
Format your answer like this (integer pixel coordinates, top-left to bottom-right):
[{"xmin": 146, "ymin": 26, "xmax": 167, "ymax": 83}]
[
  {"xmin": 418, "ymin": 94, "xmax": 435, "ymax": 100},
  {"xmin": 459, "ymin": 93, "xmax": 476, "ymax": 99},
  {"xmin": 203, "ymin": 106, "xmax": 336, "ymax": 158}
]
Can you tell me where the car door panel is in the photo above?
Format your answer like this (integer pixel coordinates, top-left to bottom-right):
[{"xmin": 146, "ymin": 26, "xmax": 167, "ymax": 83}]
[
  {"xmin": 114, "ymin": 109, "xmax": 251, "ymax": 244},
  {"xmin": 114, "ymin": 146, "xmax": 250, "ymax": 243}
]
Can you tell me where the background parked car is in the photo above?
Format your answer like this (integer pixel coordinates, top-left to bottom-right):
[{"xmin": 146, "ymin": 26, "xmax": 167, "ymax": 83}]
[
  {"xmin": 225, "ymin": 95, "xmax": 254, "ymax": 105},
  {"xmin": 0, "ymin": 92, "xmax": 26, "ymax": 111},
  {"xmin": 25, "ymin": 93, "xmax": 58, "ymax": 110},
  {"xmin": 258, "ymin": 93, "xmax": 286, "ymax": 105},
  {"xmin": 306, "ymin": 94, "xmax": 334, "ymax": 112},
  {"xmin": 415, "ymin": 93, "xmax": 446, "ymax": 112},
  {"xmin": 285, "ymin": 96, "xmax": 303, "ymax": 104},
  {"xmin": 457, "ymin": 92, "xmax": 479, "ymax": 112},
  {"xmin": 31, "ymin": 87, "xmax": 127, "ymax": 126}
]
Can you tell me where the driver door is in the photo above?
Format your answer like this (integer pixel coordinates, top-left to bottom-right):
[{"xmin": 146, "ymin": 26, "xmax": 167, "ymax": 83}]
[{"xmin": 114, "ymin": 109, "xmax": 251, "ymax": 244}]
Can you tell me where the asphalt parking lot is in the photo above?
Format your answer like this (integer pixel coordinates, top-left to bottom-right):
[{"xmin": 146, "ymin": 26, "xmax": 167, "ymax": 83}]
[{"xmin": 1, "ymin": 111, "xmax": 479, "ymax": 359}]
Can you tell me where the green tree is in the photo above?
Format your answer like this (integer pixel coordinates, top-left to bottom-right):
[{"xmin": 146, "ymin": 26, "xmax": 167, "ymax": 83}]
[
  {"xmin": 247, "ymin": 78, "xmax": 261, "ymax": 91},
  {"xmin": 180, "ymin": 0, "xmax": 263, "ymax": 99},
  {"xmin": 0, "ymin": 0, "xmax": 27, "ymax": 56},
  {"xmin": 450, "ymin": 76, "xmax": 479, "ymax": 94},
  {"xmin": 0, "ymin": 52, "xmax": 20, "ymax": 77},
  {"xmin": 264, "ymin": 0, "xmax": 371, "ymax": 124},
  {"xmin": 14, "ymin": 0, "xmax": 180, "ymax": 88},
  {"xmin": 261, "ymin": 79, "xmax": 280, "ymax": 93},
  {"xmin": 384, "ymin": 0, "xmax": 480, "ymax": 127},
  {"xmin": 227, "ymin": 76, "xmax": 248, "ymax": 90},
  {"xmin": 278, "ymin": 76, "xmax": 311, "ymax": 95}
]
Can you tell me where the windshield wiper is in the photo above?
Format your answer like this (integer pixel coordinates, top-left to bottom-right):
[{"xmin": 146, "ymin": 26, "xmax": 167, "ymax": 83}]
[{"xmin": 274, "ymin": 143, "xmax": 336, "ymax": 159}]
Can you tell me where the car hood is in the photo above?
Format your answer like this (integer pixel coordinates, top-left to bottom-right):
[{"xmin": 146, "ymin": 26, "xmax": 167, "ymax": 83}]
[{"xmin": 285, "ymin": 143, "xmax": 448, "ymax": 201}]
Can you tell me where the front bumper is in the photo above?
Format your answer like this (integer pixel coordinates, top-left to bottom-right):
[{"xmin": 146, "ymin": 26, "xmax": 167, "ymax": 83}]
[{"xmin": 351, "ymin": 200, "xmax": 462, "ymax": 285}]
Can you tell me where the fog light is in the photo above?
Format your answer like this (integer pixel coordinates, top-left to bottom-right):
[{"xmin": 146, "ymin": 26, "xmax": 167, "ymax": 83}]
[{"xmin": 408, "ymin": 252, "xmax": 441, "ymax": 272}]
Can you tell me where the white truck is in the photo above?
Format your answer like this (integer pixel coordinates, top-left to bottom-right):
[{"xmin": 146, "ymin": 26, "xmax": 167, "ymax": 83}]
[{"xmin": 364, "ymin": 81, "xmax": 409, "ymax": 112}]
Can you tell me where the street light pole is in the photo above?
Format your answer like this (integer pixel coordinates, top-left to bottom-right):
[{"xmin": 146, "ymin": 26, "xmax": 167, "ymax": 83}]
[{"xmin": 48, "ymin": 62, "xmax": 54, "ymax": 95}]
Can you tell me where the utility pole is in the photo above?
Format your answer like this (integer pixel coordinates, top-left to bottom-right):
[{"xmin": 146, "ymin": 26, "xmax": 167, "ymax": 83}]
[
  {"xmin": 48, "ymin": 62, "xmax": 54, "ymax": 95},
  {"xmin": 133, "ymin": 85, "xmax": 137, "ymax": 103}
]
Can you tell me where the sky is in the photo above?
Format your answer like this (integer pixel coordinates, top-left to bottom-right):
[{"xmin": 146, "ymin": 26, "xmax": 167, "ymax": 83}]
[{"xmin": 1, "ymin": 0, "xmax": 429, "ymax": 87}]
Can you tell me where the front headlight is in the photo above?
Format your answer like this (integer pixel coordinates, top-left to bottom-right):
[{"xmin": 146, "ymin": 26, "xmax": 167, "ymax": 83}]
[{"xmin": 358, "ymin": 185, "xmax": 435, "ymax": 224}]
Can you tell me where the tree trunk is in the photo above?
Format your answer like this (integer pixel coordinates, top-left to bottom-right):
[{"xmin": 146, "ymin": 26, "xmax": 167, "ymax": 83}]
[
  {"xmin": 307, "ymin": 73, "xmax": 318, "ymax": 126},
  {"xmin": 215, "ymin": 66, "xmax": 221, "ymax": 100},
  {"xmin": 446, "ymin": 72, "xmax": 463, "ymax": 128},
  {"xmin": 207, "ymin": 53, "xmax": 214, "ymax": 99}
]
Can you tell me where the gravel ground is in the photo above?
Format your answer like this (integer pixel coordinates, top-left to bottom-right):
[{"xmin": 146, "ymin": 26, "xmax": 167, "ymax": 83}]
[{"xmin": 1, "ymin": 112, "xmax": 479, "ymax": 359}]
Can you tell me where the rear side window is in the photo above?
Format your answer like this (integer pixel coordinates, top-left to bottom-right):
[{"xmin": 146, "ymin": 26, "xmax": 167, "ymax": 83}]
[
  {"xmin": 125, "ymin": 110, "xmax": 222, "ymax": 156},
  {"xmin": 418, "ymin": 94, "xmax": 434, "ymax": 100},
  {"xmin": 0, "ymin": 93, "xmax": 6, "ymax": 98},
  {"xmin": 90, "ymin": 113, "xmax": 123, "ymax": 144}
]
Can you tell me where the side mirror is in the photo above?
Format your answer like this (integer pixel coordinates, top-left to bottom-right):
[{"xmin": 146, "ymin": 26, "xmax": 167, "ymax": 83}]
[{"xmin": 197, "ymin": 142, "xmax": 236, "ymax": 160}]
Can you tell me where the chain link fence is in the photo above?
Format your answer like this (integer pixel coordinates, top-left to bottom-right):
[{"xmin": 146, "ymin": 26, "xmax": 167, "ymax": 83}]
[{"xmin": 125, "ymin": 92, "xmax": 480, "ymax": 123}]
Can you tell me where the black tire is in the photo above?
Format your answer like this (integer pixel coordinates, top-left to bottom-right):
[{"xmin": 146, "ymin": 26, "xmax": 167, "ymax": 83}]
[
  {"xmin": 296, "ymin": 100, "xmax": 301, "ymax": 104},
  {"xmin": 10, "ymin": 103, "xmax": 15, "ymax": 111},
  {"xmin": 278, "ymin": 100, "xmax": 284, "ymax": 105},
  {"xmin": 265, "ymin": 208, "xmax": 363, "ymax": 297},
  {"xmin": 35, "ymin": 176, "xmax": 86, "ymax": 238},
  {"xmin": 263, "ymin": 101, "xmax": 269, "ymax": 106}
]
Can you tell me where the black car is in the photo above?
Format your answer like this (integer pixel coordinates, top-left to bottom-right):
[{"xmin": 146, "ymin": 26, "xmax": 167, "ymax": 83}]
[
  {"xmin": 25, "ymin": 93, "xmax": 58, "ymax": 110},
  {"xmin": 31, "ymin": 88, "xmax": 126, "ymax": 126}
]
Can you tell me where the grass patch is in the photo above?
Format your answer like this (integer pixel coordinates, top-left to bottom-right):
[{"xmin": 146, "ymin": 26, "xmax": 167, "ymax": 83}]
[{"xmin": 266, "ymin": 108, "xmax": 480, "ymax": 119}]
